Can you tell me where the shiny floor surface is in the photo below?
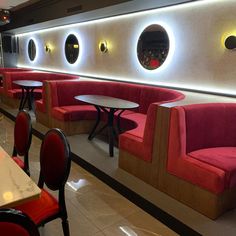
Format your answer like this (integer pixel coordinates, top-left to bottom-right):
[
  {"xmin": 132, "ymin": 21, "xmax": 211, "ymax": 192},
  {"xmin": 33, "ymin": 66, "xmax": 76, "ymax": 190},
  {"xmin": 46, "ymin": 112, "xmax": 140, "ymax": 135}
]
[
  {"xmin": 0, "ymin": 114, "xmax": 178, "ymax": 236},
  {"xmin": 2, "ymin": 92, "xmax": 236, "ymax": 236}
]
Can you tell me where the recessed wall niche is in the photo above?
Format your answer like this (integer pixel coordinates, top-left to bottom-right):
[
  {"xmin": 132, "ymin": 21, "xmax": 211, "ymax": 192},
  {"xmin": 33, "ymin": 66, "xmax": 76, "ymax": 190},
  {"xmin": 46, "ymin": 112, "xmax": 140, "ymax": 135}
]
[
  {"xmin": 64, "ymin": 34, "xmax": 79, "ymax": 64},
  {"xmin": 28, "ymin": 39, "xmax": 36, "ymax": 61},
  {"xmin": 137, "ymin": 24, "xmax": 169, "ymax": 70}
]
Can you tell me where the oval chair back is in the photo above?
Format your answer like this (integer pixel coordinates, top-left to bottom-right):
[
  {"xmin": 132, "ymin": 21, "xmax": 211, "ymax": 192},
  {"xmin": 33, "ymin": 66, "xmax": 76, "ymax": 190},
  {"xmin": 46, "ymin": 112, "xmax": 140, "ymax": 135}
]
[
  {"xmin": 0, "ymin": 209, "xmax": 40, "ymax": 236},
  {"xmin": 38, "ymin": 128, "xmax": 71, "ymax": 236},
  {"xmin": 13, "ymin": 110, "xmax": 32, "ymax": 176}
]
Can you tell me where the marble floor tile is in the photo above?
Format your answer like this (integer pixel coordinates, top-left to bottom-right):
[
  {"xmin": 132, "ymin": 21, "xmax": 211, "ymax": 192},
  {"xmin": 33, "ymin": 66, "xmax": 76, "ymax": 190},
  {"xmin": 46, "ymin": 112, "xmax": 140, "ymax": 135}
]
[
  {"xmin": 101, "ymin": 210, "xmax": 179, "ymax": 236},
  {"xmin": 0, "ymin": 114, "xmax": 180, "ymax": 236}
]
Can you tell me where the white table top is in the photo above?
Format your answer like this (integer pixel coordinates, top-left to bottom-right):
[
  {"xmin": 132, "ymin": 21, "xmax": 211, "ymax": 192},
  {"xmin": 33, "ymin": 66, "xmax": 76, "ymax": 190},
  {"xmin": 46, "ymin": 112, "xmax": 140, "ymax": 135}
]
[{"xmin": 0, "ymin": 147, "xmax": 41, "ymax": 208}]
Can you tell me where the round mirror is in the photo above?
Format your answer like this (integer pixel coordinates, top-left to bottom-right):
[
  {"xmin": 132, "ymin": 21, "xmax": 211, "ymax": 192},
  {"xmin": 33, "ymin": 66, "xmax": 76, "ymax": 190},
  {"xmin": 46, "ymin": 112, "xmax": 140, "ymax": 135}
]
[
  {"xmin": 137, "ymin": 24, "xmax": 169, "ymax": 70},
  {"xmin": 64, "ymin": 34, "xmax": 79, "ymax": 64},
  {"xmin": 28, "ymin": 39, "xmax": 36, "ymax": 61}
]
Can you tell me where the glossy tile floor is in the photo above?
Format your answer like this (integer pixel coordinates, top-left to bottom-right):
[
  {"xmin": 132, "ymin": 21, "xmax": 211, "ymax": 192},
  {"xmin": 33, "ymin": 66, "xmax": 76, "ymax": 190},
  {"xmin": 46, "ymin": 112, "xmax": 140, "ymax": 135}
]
[
  {"xmin": 0, "ymin": 114, "xmax": 178, "ymax": 236},
  {"xmin": 2, "ymin": 90, "xmax": 236, "ymax": 236}
]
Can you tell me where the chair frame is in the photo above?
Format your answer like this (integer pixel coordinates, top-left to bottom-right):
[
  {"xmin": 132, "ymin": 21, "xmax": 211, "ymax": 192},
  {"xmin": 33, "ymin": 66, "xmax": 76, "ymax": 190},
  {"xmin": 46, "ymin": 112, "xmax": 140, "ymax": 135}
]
[
  {"xmin": 12, "ymin": 109, "xmax": 32, "ymax": 176},
  {"xmin": 0, "ymin": 208, "xmax": 40, "ymax": 236},
  {"xmin": 37, "ymin": 128, "xmax": 71, "ymax": 236}
]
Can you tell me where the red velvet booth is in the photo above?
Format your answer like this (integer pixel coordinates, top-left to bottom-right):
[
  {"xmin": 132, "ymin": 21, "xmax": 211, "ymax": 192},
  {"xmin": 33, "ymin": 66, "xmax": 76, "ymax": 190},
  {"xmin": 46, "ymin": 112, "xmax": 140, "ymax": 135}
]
[
  {"xmin": 37, "ymin": 79, "xmax": 184, "ymax": 182},
  {"xmin": 160, "ymin": 103, "xmax": 236, "ymax": 219},
  {"xmin": 1, "ymin": 71, "xmax": 78, "ymax": 108},
  {"xmin": 0, "ymin": 68, "xmax": 31, "ymax": 95}
]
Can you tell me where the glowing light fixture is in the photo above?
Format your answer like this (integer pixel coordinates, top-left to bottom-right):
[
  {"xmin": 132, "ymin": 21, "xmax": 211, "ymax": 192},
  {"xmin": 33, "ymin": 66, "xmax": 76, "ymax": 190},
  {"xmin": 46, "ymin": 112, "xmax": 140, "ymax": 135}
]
[
  {"xmin": 45, "ymin": 44, "xmax": 52, "ymax": 53},
  {"xmin": 225, "ymin": 35, "xmax": 236, "ymax": 50},
  {"xmin": 99, "ymin": 41, "xmax": 108, "ymax": 53}
]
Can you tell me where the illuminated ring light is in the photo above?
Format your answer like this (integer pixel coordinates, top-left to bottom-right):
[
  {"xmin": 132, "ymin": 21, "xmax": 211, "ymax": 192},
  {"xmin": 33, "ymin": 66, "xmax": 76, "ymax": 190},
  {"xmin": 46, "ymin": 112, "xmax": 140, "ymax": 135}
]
[
  {"xmin": 64, "ymin": 34, "xmax": 80, "ymax": 64},
  {"xmin": 28, "ymin": 38, "xmax": 37, "ymax": 61},
  {"xmin": 137, "ymin": 24, "xmax": 169, "ymax": 71}
]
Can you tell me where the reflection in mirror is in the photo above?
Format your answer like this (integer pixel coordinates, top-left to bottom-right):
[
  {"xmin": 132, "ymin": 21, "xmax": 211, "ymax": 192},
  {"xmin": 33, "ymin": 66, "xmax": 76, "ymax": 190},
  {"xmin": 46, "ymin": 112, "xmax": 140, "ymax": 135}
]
[
  {"xmin": 137, "ymin": 24, "xmax": 169, "ymax": 70},
  {"xmin": 28, "ymin": 39, "xmax": 36, "ymax": 61},
  {"xmin": 65, "ymin": 34, "xmax": 79, "ymax": 64}
]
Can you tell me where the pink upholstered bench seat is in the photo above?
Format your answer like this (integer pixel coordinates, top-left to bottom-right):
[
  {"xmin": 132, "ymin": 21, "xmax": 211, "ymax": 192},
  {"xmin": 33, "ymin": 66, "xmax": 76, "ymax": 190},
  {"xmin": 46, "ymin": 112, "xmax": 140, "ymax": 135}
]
[
  {"xmin": 1, "ymin": 71, "xmax": 78, "ymax": 109},
  {"xmin": 188, "ymin": 147, "xmax": 236, "ymax": 191},
  {"xmin": 38, "ymin": 80, "xmax": 184, "ymax": 162},
  {"xmin": 7, "ymin": 88, "xmax": 42, "ymax": 99},
  {"xmin": 52, "ymin": 105, "xmax": 97, "ymax": 121},
  {"xmin": 168, "ymin": 103, "xmax": 236, "ymax": 194}
]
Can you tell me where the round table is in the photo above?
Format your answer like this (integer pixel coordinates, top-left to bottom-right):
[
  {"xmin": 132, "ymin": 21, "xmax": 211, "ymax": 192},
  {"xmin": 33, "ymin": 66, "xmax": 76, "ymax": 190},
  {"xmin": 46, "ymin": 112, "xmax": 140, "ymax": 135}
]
[
  {"xmin": 75, "ymin": 94, "xmax": 139, "ymax": 157},
  {"xmin": 13, "ymin": 80, "xmax": 43, "ymax": 111}
]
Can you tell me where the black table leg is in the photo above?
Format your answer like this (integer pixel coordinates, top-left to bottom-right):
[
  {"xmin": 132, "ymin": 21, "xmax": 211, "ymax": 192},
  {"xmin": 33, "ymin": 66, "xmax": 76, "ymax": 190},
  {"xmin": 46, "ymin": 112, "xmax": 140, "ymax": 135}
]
[
  {"xmin": 19, "ymin": 87, "xmax": 25, "ymax": 110},
  {"xmin": 29, "ymin": 88, "xmax": 35, "ymax": 111},
  {"xmin": 108, "ymin": 108, "xmax": 115, "ymax": 157},
  {"xmin": 88, "ymin": 105, "xmax": 101, "ymax": 140},
  {"xmin": 117, "ymin": 110, "xmax": 125, "ymax": 134}
]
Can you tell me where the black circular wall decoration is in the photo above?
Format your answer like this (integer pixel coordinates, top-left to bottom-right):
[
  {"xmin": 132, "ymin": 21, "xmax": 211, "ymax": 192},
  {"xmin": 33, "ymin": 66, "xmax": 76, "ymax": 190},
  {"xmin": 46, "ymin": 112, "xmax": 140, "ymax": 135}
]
[
  {"xmin": 64, "ymin": 34, "xmax": 79, "ymax": 64},
  {"xmin": 137, "ymin": 24, "xmax": 169, "ymax": 70},
  {"xmin": 28, "ymin": 39, "xmax": 36, "ymax": 61}
]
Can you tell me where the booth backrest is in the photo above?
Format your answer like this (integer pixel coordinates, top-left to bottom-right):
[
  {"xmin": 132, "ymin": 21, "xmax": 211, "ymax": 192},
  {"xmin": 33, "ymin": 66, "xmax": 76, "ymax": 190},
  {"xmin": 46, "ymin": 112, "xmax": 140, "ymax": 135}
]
[
  {"xmin": 3, "ymin": 71, "xmax": 78, "ymax": 92},
  {"xmin": 49, "ymin": 80, "xmax": 184, "ymax": 114},
  {"xmin": 182, "ymin": 103, "xmax": 236, "ymax": 153}
]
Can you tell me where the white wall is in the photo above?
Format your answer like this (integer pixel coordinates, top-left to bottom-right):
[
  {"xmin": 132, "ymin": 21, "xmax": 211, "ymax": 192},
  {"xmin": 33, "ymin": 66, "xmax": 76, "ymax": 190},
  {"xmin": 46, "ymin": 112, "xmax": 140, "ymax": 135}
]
[{"xmin": 16, "ymin": 0, "xmax": 236, "ymax": 96}]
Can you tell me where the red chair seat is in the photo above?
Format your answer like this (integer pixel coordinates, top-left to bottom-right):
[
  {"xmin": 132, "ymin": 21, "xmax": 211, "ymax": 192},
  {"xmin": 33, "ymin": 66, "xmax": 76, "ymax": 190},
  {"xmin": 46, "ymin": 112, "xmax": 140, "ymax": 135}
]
[
  {"xmin": 15, "ymin": 189, "xmax": 59, "ymax": 225},
  {"xmin": 12, "ymin": 156, "xmax": 24, "ymax": 169},
  {"xmin": 188, "ymin": 147, "xmax": 236, "ymax": 189}
]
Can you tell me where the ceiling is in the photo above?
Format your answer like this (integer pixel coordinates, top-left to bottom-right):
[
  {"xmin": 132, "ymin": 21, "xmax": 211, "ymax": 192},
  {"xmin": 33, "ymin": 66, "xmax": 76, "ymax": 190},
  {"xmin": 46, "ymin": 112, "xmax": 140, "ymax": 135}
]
[{"xmin": 0, "ymin": 0, "xmax": 38, "ymax": 11}]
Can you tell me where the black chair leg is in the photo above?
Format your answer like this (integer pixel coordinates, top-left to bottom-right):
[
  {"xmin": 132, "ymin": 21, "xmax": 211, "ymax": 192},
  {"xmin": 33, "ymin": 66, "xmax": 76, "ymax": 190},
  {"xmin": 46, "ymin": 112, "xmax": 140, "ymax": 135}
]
[{"xmin": 62, "ymin": 219, "xmax": 70, "ymax": 236}]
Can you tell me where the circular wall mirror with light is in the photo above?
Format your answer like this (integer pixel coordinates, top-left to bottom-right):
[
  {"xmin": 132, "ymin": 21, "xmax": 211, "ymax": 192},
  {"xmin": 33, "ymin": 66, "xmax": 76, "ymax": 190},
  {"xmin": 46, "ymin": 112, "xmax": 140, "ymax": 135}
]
[
  {"xmin": 28, "ymin": 39, "xmax": 36, "ymax": 61},
  {"xmin": 137, "ymin": 24, "xmax": 169, "ymax": 70},
  {"xmin": 64, "ymin": 34, "xmax": 79, "ymax": 64}
]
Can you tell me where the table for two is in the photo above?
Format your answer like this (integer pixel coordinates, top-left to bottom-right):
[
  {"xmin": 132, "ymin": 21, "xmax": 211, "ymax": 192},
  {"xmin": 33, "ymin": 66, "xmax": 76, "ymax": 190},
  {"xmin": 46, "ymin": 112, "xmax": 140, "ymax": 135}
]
[
  {"xmin": 13, "ymin": 80, "xmax": 42, "ymax": 111},
  {"xmin": 75, "ymin": 95, "xmax": 139, "ymax": 157}
]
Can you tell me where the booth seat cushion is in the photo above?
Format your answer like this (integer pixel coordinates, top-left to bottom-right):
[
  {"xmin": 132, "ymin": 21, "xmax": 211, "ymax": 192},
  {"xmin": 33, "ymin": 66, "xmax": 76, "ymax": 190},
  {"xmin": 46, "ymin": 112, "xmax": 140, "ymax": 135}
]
[
  {"xmin": 7, "ymin": 89, "xmax": 42, "ymax": 99},
  {"xmin": 52, "ymin": 105, "xmax": 97, "ymax": 121},
  {"xmin": 119, "ymin": 113, "xmax": 153, "ymax": 162},
  {"xmin": 188, "ymin": 147, "xmax": 236, "ymax": 189},
  {"xmin": 120, "ymin": 113, "xmax": 146, "ymax": 138}
]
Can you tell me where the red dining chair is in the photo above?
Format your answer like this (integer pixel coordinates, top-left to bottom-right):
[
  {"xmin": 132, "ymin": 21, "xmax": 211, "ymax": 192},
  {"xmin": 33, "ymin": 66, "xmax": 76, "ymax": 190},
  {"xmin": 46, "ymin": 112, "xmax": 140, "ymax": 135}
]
[
  {"xmin": 0, "ymin": 208, "xmax": 40, "ymax": 236},
  {"xmin": 12, "ymin": 109, "xmax": 32, "ymax": 176},
  {"xmin": 15, "ymin": 128, "xmax": 71, "ymax": 236}
]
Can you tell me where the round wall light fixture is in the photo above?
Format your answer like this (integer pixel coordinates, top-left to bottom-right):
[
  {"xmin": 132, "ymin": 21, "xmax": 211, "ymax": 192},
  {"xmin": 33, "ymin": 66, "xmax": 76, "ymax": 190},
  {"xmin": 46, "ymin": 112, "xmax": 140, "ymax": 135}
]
[
  {"xmin": 225, "ymin": 35, "xmax": 236, "ymax": 50},
  {"xmin": 45, "ymin": 44, "xmax": 52, "ymax": 53},
  {"xmin": 99, "ymin": 41, "xmax": 108, "ymax": 53}
]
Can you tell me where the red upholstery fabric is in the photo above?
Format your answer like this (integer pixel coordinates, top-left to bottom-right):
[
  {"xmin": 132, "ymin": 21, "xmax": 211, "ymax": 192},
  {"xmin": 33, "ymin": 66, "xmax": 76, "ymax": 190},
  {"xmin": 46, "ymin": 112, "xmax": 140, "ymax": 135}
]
[
  {"xmin": 47, "ymin": 80, "xmax": 184, "ymax": 162},
  {"xmin": 52, "ymin": 105, "xmax": 97, "ymax": 121},
  {"xmin": 40, "ymin": 132, "xmax": 68, "ymax": 190},
  {"xmin": 188, "ymin": 147, "xmax": 236, "ymax": 189},
  {"xmin": 167, "ymin": 103, "xmax": 236, "ymax": 194},
  {"xmin": 2, "ymin": 71, "xmax": 78, "ymax": 109},
  {"xmin": 139, "ymin": 86, "xmax": 184, "ymax": 114},
  {"xmin": 120, "ymin": 113, "xmax": 146, "ymax": 138},
  {"xmin": 12, "ymin": 156, "xmax": 24, "ymax": 168},
  {"xmin": 119, "ymin": 104, "xmax": 157, "ymax": 162},
  {"xmin": 15, "ymin": 189, "xmax": 59, "ymax": 225},
  {"xmin": 184, "ymin": 104, "xmax": 236, "ymax": 153},
  {"xmin": 14, "ymin": 112, "xmax": 30, "ymax": 156},
  {"xmin": 35, "ymin": 99, "xmax": 46, "ymax": 113},
  {"xmin": 0, "ymin": 222, "xmax": 30, "ymax": 236}
]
